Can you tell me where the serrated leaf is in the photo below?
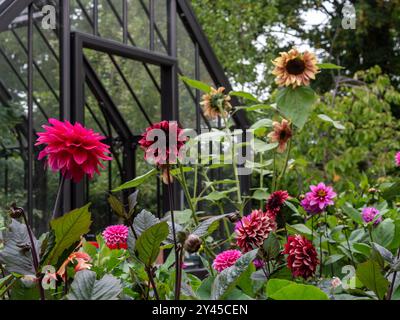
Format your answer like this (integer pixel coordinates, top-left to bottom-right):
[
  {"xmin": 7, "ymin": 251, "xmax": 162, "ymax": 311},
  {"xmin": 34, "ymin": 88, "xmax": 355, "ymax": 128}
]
[
  {"xmin": 372, "ymin": 242, "xmax": 394, "ymax": 263},
  {"xmin": 180, "ymin": 76, "xmax": 211, "ymax": 93},
  {"xmin": 276, "ymin": 86, "xmax": 317, "ymax": 129},
  {"xmin": 66, "ymin": 270, "xmax": 122, "ymax": 300},
  {"xmin": 263, "ymin": 233, "xmax": 280, "ymax": 260},
  {"xmin": 108, "ymin": 195, "xmax": 126, "ymax": 219},
  {"xmin": 133, "ymin": 210, "xmax": 160, "ymax": 235},
  {"xmin": 135, "ymin": 222, "xmax": 169, "ymax": 266},
  {"xmin": 0, "ymin": 219, "xmax": 39, "ymax": 275},
  {"xmin": 113, "ymin": 169, "xmax": 157, "ymax": 192},
  {"xmin": 211, "ymin": 249, "xmax": 258, "ymax": 300},
  {"xmin": 45, "ymin": 204, "xmax": 92, "ymax": 266},
  {"xmin": 318, "ymin": 114, "xmax": 345, "ymax": 130},
  {"xmin": 128, "ymin": 190, "xmax": 139, "ymax": 212},
  {"xmin": 192, "ymin": 214, "xmax": 230, "ymax": 238}
]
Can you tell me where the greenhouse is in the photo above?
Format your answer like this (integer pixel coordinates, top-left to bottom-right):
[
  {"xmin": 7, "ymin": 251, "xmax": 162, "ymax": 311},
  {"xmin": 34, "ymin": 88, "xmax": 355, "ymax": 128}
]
[{"xmin": 0, "ymin": 0, "xmax": 400, "ymax": 305}]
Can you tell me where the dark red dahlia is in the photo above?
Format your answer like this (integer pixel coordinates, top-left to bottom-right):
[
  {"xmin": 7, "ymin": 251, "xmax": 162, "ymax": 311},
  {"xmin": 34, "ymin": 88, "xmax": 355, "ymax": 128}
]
[
  {"xmin": 138, "ymin": 121, "xmax": 187, "ymax": 167},
  {"xmin": 235, "ymin": 209, "xmax": 277, "ymax": 252},
  {"xmin": 284, "ymin": 234, "xmax": 319, "ymax": 279},
  {"xmin": 266, "ymin": 190, "xmax": 289, "ymax": 217}
]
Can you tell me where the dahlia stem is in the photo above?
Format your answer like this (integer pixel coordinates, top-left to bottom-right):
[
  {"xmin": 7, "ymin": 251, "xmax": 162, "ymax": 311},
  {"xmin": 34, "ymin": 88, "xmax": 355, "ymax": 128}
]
[
  {"xmin": 324, "ymin": 213, "xmax": 334, "ymax": 277},
  {"xmin": 388, "ymin": 249, "xmax": 400, "ymax": 300},
  {"xmin": 166, "ymin": 165, "xmax": 181, "ymax": 300},
  {"xmin": 276, "ymin": 137, "xmax": 292, "ymax": 191},
  {"xmin": 146, "ymin": 266, "xmax": 160, "ymax": 300},
  {"xmin": 21, "ymin": 210, "xmax": 45, "ymax": 301},
  {"xmin": 344, "ymin": 227, "xmax": 356, "ymax": 268},
  {"xmin": 52, "ymin": 175, "xmax": 66, "ymax": 219},
  {"xmin": 177, "ymin": 161, "xmax": 199, "ymax": 225},
  {"xmin": 271, "ymin": 151, "xmax": 277, "ymax": 192},
  {"xmin": 259, "ymin": 153, "xmax": 264, "ymax": 210}
]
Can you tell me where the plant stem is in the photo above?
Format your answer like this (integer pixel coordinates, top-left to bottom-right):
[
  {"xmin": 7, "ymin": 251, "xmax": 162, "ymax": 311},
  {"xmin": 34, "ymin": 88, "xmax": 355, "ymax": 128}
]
[
  {"xmin": 387, "ymin": 249, "xmax": 400, "ymax": 300},
  {"xmin": 324, "ymin": 213, "xmax": 334, "ymax": 277},
  {"xmin": 21, "ymin": 211, "xmax": 45, "ymax": 300},
  {"xmin": 146, "ymin": 266, "xmax": 160, "ymax": 300},
  {"xmin": 166, "ymin": 165, "xmax": 181, "ymax": 300},
  {"xmin": 178, "ymin": 162, "xmax": 199, "ymax": 225},
  {"xmin": 276, "ymin": 138, "xmax": 292, "ymax": 191},
  {"xmin": 344, "ymin": 228, "xmax": 356, "ymax": 268},
  {"xmin": 259, "ymin": 153, "xmax": 264, "ymax": 209},
  {"xmin": 271, "ymin": 151, "xmax": 277, "ymax": 192},
  {"xmin": 52, "ymin": 175, "xmax": 66, "ymax": 219}
]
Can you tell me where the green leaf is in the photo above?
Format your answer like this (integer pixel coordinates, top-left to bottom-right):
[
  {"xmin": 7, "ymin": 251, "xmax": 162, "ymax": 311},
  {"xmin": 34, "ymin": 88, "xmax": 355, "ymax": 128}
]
[
  {"xmin": 318, "ymin": 114, "xmax": 345, "ymax": 130},
  {"xmin": 211, "ymin": 249, "xmax": 258, "ymax": 300},
  {"xmin": 372, "ymin": 219, "xmax": 395, "ymax": 247},
  {"xmin": 267, "ymin": 279, "xmax": 328, "ymax": 300},
  {"xmin": 352, "ymin": 243, "xmax": 371, "ymax": 257},
  {"xmin": 0, "ymin": 219, "xmax": 39, "ymax": 275},
  {"xmin": 317, "ymin": 63, "xmax": 344, "ymax": 70},
  {"xmin": 253, "ymin": 139, "xmax": 279, "ymax": 153},
  {"xmin": 108, "ymin": 195, "xmax": 126, "ymax": 219},
  {"xmin": 381, "ymin": 182, "xmax": 400, "ymax": 201},
  {"xmin": 287, "ymin": 223, "xmax": 312, "ymax": 236},
  {"xmin": 180, "ymin": 76, "xmax": 211, "ymax": 93},
  {"xmin": 203, "ymin": 190, "xmax": 227, "ymax": 202},
  {"xmin": 112, "ymin": 169, "xmax": 157, "ymax": 192},
  {"xmin": 342, "ymin": 202, "xmax": 363, "ymax": 224},
  {"xmin": 263, "ymin": 233, "xmax": 280, "ymax": 260},
  {"xmin": 356, "ymin": 260, "xmax": 389, "ymax": 300},
  {"xmin": 135, "ymin": 222, "xmax": 169, "ymax": 266},
  {"xmin": 196, "ymin": 276, "xmax": 214, "ymax": 300},
  {"xmin": 371, "ymin": 242, "xmax": 394, "ymax": 263},
  {"xmin": 229, "ymin": 91, "xmax": 260, "ymax": 103},
  {"xmin": 45, "ymin": 204, "xmax": 92, "ymax": 266},
  {"xmin": 324, "ymin": 254, "xmax": 345, "ymax": 265},
  {"xmin": 276, "ymin": 86, "xmax": 317, "ymax": 129},
  {"xmin": 133, "ymin": 209, "xmax": 160, "ymax": 235},
  {"xmin": 66, "ymin": 270, "xmax": 122, "ymax": 300},
  {"xmin": 251, "ymin": 189, "xmax": 269, "ymax": 200},
  {"xmin": 192, "ymin": 214, "xmax": 230, "ymax": 238}
]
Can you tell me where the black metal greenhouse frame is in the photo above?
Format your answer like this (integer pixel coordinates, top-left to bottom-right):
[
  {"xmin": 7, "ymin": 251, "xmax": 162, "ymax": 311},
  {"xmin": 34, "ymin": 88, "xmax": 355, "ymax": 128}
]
[{"xmin": 0, "ymin": 0, "xmax": 250, "ymax": 226}]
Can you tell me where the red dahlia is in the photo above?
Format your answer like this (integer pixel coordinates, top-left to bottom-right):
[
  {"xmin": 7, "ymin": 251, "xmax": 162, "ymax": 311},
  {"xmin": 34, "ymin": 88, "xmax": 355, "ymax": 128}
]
[
  {"xmin": 138, "ymin": 121, "xmax": 187, "ymax": 167},
  {"xmin": 266, "ymin": 190, "xmax": 289, "ymax": 217},
  {"xmin": 235, "ymin": 209, "xmax": 277, "ymax": 252},
  {"xmin": 284, "ymin": 234, "xmax": 319, "ymax": 279}
]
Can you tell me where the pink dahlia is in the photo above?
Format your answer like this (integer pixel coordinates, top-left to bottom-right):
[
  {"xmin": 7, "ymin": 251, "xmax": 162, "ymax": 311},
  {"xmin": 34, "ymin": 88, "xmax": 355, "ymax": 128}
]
[
  {"xmin": 102, "ymin": 225, "xmax": 129, "ymax": 250},
  {"xmin": 284, "ymin": 234, "xmax": 319, "ymax": 279},
  {"xmin": 35, "ymin": 118, "xmax": 112, "ymax": 183},
  {"xmin": 396, "ymin": 152, "xmax": 400, "ymax": 167},
  {"xmin": 361, "ymin": 207, "xmax": 382, "ymax": 225},
  {"xmin": 266, "ymin": 190, "xmax": 289, "ymax": 217},
  {"xmin": 301, "ymin": 182, "xmax": 336, "ymax": 214},
  {"xmin": 138, "ymin": 121, "xmax": 187, "ymax": 167},
  {"xmin": 212, "ymin": 250, "xmax": 242, "ymax": 272},
  {"xmin": 235, "ymin": 209, "xmax": 277, "ymax": 252}
]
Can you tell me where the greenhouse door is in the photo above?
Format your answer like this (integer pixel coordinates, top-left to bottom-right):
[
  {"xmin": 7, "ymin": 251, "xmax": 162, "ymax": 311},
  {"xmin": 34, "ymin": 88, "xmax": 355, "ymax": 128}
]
[{"xmin": 64, "ymin": 32, "xmax": 178, "ymax": 227}]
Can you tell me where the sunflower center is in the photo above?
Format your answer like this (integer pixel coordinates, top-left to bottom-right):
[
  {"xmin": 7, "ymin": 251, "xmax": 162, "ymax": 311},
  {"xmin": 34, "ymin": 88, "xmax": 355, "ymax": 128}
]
[
  {"xmin": 286, "ymin": 58, "xmax": 306, "ymax": 75},
  {"xmin": 279, "ymin": 130, "xmax": 287, "ymax": 140}
]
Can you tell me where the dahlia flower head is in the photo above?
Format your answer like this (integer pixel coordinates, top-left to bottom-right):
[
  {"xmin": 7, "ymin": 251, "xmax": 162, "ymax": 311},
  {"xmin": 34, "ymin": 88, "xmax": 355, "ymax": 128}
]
[
  {"xmin": 102, "ymin": 225, "xmax": 129, "ymax": 250},
  {"xmin": 284, "ymin": 234, "xmax": 319, "ymax": 279},
  {"xmin": 36, "ymin": 118, "xmax": 112, "ymax": 183},
  {"xmin": 235, "ymin": 209, "xmax": 277, "ymax": 252},
  {"xmin": 301, "ymin": 182, "xmax": 336, "ymax": 214},
  {"xmin": 266, "ymin": 190, "xmax": 290, "ymax": 217},
  {"xmin": 361, "ymin": 207, "xmax": 382, "ymax": 225},
  {"xmin": 138, "ymin": 121, "xmax": 187, "ymax": 167},
  {"xmin": 395, "ymin": 152, "xmax": 400, "ymax": 167},
  {"xmin": 212, "ymin": 250, "xmax": 242, "ymax": 273}
]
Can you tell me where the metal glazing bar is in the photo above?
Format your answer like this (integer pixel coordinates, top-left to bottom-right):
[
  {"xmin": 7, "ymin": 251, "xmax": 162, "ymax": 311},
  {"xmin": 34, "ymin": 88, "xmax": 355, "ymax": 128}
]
[
  {"xmin": 122, "ymin": 0, "xmax": 128, "ymax": 44},
  {"xmin": 27, "ymin": 3, "xmax": 33, "ymax": 225},
  {"xmin": 149, "ymin": 0, "xmax": 155, "ymax": 50},
  {"xmin": 60, "ymin": 0, "xmax": 70, "ymax": 120},
  {"xmin": 93, "ymin": 0, "xmax": 98, "ymax": 36}
]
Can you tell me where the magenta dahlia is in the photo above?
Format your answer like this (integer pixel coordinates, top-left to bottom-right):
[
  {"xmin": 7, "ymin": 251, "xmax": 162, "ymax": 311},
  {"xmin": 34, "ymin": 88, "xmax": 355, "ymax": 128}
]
[
  {"xmin": 396, "ymin": 152, "xmax": 400, "ymax": 167},
  {"xmin": 301, "ymin": 182, "xmax": 336, "ymax": 214},
  {"xmin": 284, "ymin": 234, "xmax": 319, "ymax": 279},
  {"xmin": 361, "ymin": 207, "xmax": 382, "ymax": 225},
  {"xmin": 235, "ymin": 209, "xmax": 277, "ymax": 252},
  {"xmin": 102, "ymin": 225, "xmax": 129, "ymax": 250},
  {"xmin": 138, "ymin": 121, "xmax": 187, "ymax": 166},
  {"xmin": 266, "ymin": 190, "xmax": 289, "ymax": 217},
  {"xmin": 35, "ymin": 118, "xmax": 112, "ymax": 183},
  {"xmin": 212, "ymin": 250, "xmax": 242, "ymax": 272}
]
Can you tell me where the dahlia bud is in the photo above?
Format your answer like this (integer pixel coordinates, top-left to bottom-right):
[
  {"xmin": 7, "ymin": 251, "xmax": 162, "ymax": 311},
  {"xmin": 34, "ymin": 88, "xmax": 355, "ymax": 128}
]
[
  {"xmin": 368, "ymin": 188, "xmax": 379, "ymax": 194},
  {"xmin": 183, "ymin": 234, "xmax": 202, "ymax": 253},
  {"xmin": 396, "ymin": 202, "xmax": 400, "ymax": 208},
  {"xmin": 298, "ymin": 194, "xmax": 305, "ymax": 201},
  {"xmin": 9, "ymin": 203, "xmax": 24, "ymax": 219},
  {"xmin": 227, "ymin": 211, "xmax": 241, "ymax": 223}
]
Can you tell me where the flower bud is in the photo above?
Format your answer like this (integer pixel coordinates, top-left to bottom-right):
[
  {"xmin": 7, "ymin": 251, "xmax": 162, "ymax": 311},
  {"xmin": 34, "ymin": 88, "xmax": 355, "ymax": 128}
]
[
  {"xmin": 299, "ymin": 194, "xmax": 305, "ymax": 201},
  {"xmin": 183, "ymin": 234, "xmax": 202, "ymax": 254},
  {"xmin": 368, "ymin": 188, "xmax": 379, "ymax": 194},
  {"xmin": 9, "ymin": 203, "xmax": 24, "ymax": 219},
  {"xmin": 227, "ymin": 211, "xmax": 240, "ymax": 223}
]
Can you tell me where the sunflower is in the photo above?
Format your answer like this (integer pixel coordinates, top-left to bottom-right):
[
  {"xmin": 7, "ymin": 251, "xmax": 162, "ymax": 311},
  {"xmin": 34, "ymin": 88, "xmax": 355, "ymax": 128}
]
[
  {"xmin": 272, "ymin": 48, "xmax": 319, "ymax": 88},
  {"xmin": 268, "ymin": 119, "xmax": 292, "ymax": 153},
  {"xmin": 201, "ymin": 87, "xmax": 232, "ymax": 119}
]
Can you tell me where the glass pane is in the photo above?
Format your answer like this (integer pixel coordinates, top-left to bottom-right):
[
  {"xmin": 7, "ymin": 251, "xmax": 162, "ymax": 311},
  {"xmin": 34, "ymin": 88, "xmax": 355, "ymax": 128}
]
[
  {"xmin": 70, "ymin": 0, "xmax": 93, "ymax": 33},
  {"xmin": 98, "ymin": 0, "xmax": 123, "ymax": 42},
  {"xmin": 127, "ymin": 0, "xmax": 150, "ymax": 49}
]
